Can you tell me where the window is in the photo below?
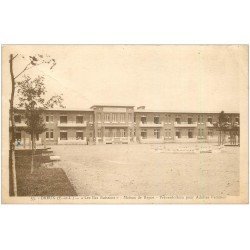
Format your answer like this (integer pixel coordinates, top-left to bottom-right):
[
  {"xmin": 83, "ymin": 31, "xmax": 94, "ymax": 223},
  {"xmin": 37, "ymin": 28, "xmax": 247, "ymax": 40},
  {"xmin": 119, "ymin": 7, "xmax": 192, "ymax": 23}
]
[
  {"xmin": 60, "ymin": 116, "xmax": 67, "ymax": 123},
  {"xmin": 141, "ymin": 116, "xmax": 147, "ymax": 124},
  {"xmin": 141, "ymin": 129, "xmax": 147, "ymax": 139},
  {"xmin": 14, "ymin": 115, "xmax": 21, "ymax": 123},
  {"xmin": 106, "ymin": 129, "xmax": 112, "ymax": 137},
  {"xmin": 176, "ymin": 131, "xmax": 181, "ymax": 138},
  {"xmin": 104, "ymin": 113, "xmax": 110, "ymax": 122},
  {"xmin": 15, "ymin": 132, "xmax": 21, "ymax": 140},
  {"xmin": 76, "ymin": 131, "xmax": 83, "ymax": 140},
  {"xmin": 112, "ymin": 130, "xmax": 117, "ymax": 137},
  {"xmin": 50, "ymin": 130, "xmax": 54, "ymax": 139},
  {"xmin": 76, "ymin": 116, "xmax": 83, "ymax": 124},
  {"xmin": 120, "ymin": 129, "xmax": 125, "ymax": 137},
  {"xmin": 46, "ymin": 130, "xmax": 53, "ymax": 140},
  {"xmin": 207, "ymin": 117, "xmax": 212, "ymax": 124},
  {"xmin": 97, "ymin": 113, "xmax": 101, "ymax": 122},
  {"xmin": 188, "ymin": 131, "xmax": 193, "ymax": 138},
  {"xmin": 50, "ymin": 115, "xmax": 54, "ymax": 122},
  {"xmin": 128, "ymin": 113, "xmax": 132, "ymax": 122},
  {"xmin": 208, "ymin": 130, "xmax": 213, "ymax": 136},
  {"xmin": 113, "ymin": 114, "xmax": 116, "ymax": 122},
  {"xmin": 235, "ymin": 117, "xmax": 239, "ymax": 123},
  {"xmin": 198, "ymin": 116, "xmax": 200, "ymax": 123},
  {"xmin": 175, "ymin": 117, "xmax": 181, "ymax": 124},
  {"xmin": 89, "ymin": 115, "xmax": 93, "ymax": 122},
  {"xmin": 108, "ymin": 129, "xmax": 111, "ymax": 137},
  {"xmin": 120, "ymin": 113, "xmax": 125, "ymax": 123},
  {"xmin": 104, "ymin": 129, "xmax": 109, "ymax": 137},
  {"xmin": 97, "ymin": 129, "xmax": 101, "ymax": 138},
  {"xmin": 60, "ymin": 131, "xmax": 67, "ymax": 140},
  {"xmin": 130, "ymin": 129, "xmax": 133, "ymax": 137},
  {"xmin": 154, "ymin": 129, "xmax": 160, "ymax": 139},
  {"xmin": 188, "ymin": 118, "xmax": 192, "ymax": 124},
  {"xmin": 46, "ymin": 115, "xmax": 49, "ymax": 122},
  {"xmin": 154, "ymin": 116, "xmax": 160, "ymax": 124}
]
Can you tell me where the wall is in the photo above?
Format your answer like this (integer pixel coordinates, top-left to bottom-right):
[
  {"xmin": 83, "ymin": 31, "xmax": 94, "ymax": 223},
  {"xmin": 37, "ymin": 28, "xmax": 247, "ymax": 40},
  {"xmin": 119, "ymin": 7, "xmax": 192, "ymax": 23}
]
[{"xmin": 13, "ymin": 108, "xmax": 240, "ymax": 144}]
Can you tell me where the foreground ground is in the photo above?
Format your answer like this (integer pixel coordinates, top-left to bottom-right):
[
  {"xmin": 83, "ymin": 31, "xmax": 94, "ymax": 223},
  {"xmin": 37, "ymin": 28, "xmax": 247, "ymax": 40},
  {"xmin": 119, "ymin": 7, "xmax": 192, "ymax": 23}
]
[
  {"xmin": 15, "ymin": 153, "xmax": 76, "ymax": 196},
  {"xmin": 51, "ymin": 143, "xmax": 240, "ymax": 197}
]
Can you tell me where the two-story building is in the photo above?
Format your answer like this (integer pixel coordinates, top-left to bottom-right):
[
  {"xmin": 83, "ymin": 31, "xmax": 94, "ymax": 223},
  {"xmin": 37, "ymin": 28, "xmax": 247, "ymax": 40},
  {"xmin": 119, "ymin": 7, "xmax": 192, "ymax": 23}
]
[
  {"xmin": 135, "ymin": 107, "xmax": 239, "ymax": 143},
  {"xmin": 13, "ymin": 108, "xmax": 94, "ymax": 147},
  {"xmin": 12, "ymin": 104, "xmax": 240, "ymax": 147}
]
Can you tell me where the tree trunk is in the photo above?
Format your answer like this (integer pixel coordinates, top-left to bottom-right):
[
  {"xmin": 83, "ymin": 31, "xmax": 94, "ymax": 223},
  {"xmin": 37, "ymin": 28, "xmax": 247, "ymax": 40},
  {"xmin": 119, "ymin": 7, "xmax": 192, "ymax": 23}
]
[
  {"xmin": 31, "ymin": 131, "xmax": 35, "ymax": 174},
  {"xmin": 219, "ymin": 130, "xmax": 221, "ymax": 145},
  {"xmin": 9, "ymin": 54, "xmax": 17, "ymax": 196},
  {"xmin": 238, "ymin": 129, "xmax": 240, "ymax": 145},
  {"xmin": 218, "ymin": 130, "xmax": 219, "ymax": 145}
]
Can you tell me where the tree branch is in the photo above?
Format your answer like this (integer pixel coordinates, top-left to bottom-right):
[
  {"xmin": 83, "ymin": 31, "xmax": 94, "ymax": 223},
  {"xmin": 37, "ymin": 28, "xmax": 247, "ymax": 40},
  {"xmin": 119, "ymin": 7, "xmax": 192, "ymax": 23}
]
[
  {"xmin": 14, "ymin": 62, "xmax": 31, "ymax": 80},
  {"xmin": 14, "ymin": 62, "xmax": 45, "ymax": 80},
  {"xmin": 12, "ymin": 54, "xmax": 18, "ymax": 60},
  {"xmin": 9, "ymin": 54, "xmax": 18, "ymax": 63}
]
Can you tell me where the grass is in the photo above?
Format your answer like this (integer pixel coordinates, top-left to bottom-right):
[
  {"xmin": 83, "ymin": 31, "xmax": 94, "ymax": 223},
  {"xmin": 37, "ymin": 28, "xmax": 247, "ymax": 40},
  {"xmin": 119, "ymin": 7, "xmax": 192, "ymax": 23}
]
[{"xmin": 15, "ymin": 151, "xmax": 77, "ymax": 196}]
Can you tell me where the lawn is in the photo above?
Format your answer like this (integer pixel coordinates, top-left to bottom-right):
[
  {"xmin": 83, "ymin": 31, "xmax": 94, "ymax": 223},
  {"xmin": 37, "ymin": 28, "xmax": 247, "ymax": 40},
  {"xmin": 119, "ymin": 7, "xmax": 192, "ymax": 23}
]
[
  {"xmin": 51, "ymin": 143, "xmax": 240, "ymax": 197},
  {"xmin": 15, "ymin": 152, "xmax": 77, "ymax": 196}
]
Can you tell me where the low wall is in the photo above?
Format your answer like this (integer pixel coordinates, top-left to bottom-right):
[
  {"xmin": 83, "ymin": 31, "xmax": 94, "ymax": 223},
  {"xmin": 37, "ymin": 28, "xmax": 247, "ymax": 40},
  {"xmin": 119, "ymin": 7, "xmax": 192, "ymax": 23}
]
[{"xmin": 57, "ymin": 139, "xmax": 87, "ymax": 145}]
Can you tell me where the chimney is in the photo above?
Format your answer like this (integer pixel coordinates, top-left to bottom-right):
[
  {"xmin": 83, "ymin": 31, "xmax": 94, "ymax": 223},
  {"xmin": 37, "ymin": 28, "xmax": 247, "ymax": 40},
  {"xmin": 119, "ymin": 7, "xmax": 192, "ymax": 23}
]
[{"xmin": 137, "ymin": 106, "xmax": 146, "ymax": 110}]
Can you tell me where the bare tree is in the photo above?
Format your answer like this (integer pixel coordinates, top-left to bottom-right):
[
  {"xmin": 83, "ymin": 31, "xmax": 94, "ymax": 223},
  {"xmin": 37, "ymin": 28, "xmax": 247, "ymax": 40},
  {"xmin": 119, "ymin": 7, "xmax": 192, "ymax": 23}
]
[{"xmin": 9, "ymin": 54, "xmax": 56, "ymax": 196}]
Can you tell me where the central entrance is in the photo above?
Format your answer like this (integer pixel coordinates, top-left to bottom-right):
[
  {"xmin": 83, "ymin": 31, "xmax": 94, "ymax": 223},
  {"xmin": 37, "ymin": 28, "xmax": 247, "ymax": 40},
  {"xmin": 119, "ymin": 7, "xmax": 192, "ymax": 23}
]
[{"xmin": 102, "ymin": 127, "xmax": 130, "ymax": 144}]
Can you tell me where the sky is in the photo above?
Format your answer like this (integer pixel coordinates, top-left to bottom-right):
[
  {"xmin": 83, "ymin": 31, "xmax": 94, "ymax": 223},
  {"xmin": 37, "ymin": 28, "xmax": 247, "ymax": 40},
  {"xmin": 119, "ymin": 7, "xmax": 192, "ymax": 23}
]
[{"xmin": 3, "ymin": 45, "xmax": 247, "ymax": 112}]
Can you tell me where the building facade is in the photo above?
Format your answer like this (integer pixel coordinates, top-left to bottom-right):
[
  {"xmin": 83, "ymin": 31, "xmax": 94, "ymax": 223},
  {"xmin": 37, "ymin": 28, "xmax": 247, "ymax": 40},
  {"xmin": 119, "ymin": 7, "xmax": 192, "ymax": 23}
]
[{"xmin": 13, "ymin": 105, "xmax": 240, "ymax": 147}]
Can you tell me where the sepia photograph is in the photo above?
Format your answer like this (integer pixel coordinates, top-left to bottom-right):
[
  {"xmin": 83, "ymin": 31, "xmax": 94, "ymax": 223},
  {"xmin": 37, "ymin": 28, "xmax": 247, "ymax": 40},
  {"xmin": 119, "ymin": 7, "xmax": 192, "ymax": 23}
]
[
  {"xmin": 1, "ymin": 45, "xmax": 248, "ymax": 204},
  {"xmin": 1, "ymin": 1, "xmax": 250, "ymax": 250}
]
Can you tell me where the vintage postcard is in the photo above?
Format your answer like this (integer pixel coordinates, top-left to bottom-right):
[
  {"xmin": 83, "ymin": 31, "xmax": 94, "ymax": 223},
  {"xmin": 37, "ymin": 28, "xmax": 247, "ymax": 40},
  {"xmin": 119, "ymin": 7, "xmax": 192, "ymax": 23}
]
[{"xmin": 1, "ymin": 45, "xmax": 248, "ymax": 204}]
